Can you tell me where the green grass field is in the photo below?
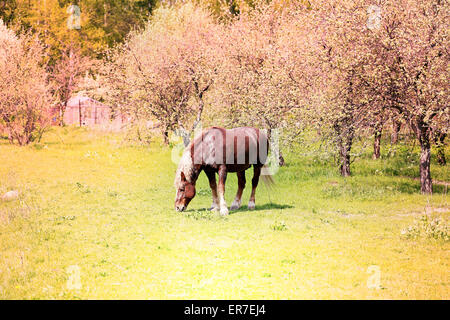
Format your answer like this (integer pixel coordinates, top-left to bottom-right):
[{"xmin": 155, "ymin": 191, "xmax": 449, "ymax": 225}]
[{"xmin": 0, "ymin": 127, "xmax": 448, "ymax": 299}]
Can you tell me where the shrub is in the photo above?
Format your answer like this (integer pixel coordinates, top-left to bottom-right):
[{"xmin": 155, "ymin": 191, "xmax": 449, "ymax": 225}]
[
  {"xmin": 0, "ymin": 20, "xmax": 51, "ymax": 145},
  {"xmin": 401, "ymin": 215, "xmax": 449, "ymax": 241}
]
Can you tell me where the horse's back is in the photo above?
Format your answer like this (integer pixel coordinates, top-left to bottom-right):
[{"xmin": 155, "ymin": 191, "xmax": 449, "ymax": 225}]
[{"xmin": 195, "ymin": 127, "xmax": 268, "ymax": 171}]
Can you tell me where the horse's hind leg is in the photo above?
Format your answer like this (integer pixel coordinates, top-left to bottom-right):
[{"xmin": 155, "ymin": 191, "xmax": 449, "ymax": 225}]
[
  {"xmin": 205, "ymin": 169, "xmax": 219, "ymax": 211},
  {"xmin": 230, "ymin": 171, "xmax": 246, "ymax": 210},
  {"xmin": 248, "ymin": 165, "xmax": 261, "ymax": 210}
]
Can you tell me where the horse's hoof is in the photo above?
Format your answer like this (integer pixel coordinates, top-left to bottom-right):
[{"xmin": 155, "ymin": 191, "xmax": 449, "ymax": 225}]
[
  {"xmin": 230, "ymin": 201, "xmax": 241, "ymax": 211},
  {"xmin": 220, "ymin": 207, "xmax": 229, "ymax": 216},
  {"xmin": 209, "ymin": 206, "xmax": 219, "ymax": 211},
  {"xmin": 248, "ymin": 201, "xmax": 255, "ymax": 210}
]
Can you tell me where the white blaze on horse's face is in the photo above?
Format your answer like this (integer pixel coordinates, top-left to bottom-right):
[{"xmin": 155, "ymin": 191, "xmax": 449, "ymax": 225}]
[{"xmin": 175, "ymin": 171, "xmax": 196, "ymax": 212}]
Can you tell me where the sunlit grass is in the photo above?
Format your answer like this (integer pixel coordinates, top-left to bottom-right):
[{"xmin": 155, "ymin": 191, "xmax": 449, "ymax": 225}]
[{"xmin": 0, "ymin": 127, "xmax": 448, "ymax": 299}]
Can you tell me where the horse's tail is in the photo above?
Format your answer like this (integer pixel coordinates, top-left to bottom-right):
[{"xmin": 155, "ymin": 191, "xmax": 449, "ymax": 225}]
[{"xmin": 260, "ymin": 164, "xmax": 275, "ymax": 189}]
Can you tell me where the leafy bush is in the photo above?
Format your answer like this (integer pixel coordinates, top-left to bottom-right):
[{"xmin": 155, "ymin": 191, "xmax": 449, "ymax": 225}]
[
  {"xmin": 401, "ymin": 215, "xmax": 449, "ymax": 241},
  {"xmin": 0, "ymin": 20, "xmax": 51, "ymax": 145}
]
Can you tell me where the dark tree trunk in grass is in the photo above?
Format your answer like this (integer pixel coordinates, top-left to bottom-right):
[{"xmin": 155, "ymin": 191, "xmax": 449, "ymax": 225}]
[
  {"xmin": 163, "ymin": 128, "xmax": 169, "ymax": 145},
  {"xmin": 59, "ymin": 102, "xmax": 67, "ymax": 126},
  {"xmin": 416, "ymin": 122, "xmax": 433, "ymax": 194},
  {"xmin": 339, "ymin": 137, "xmax": 352, "ymax": 177},
  {"xmin": 373, "ymin": 125, "xmax": 382, "ymax": 159},
  {"xmin": 434, "ymin": 131, "xmax": 446, "ymax": 166},
  {"xmin": 335, "ymin": 121, "xmax": 354, "ymax": 177},
  {"xmin": 278, "ymin": 154, "xmax": 285, "ymax": 167},
  {"xmin": 419, "ymin": 140, "xmax": 432, "ymax": 194},
  {"xmin": 391, "ymin": 120, "xmax": 401, "ymax": 144}
]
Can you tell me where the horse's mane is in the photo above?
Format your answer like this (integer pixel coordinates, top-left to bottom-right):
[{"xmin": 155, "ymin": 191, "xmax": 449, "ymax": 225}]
[
  {"xmin": 174, "ymin": 141, "xmax": 195, "ymax": 189},
  {"xmin": 174, "ymin": 127, "xmax": 224, "ymax": 188}
]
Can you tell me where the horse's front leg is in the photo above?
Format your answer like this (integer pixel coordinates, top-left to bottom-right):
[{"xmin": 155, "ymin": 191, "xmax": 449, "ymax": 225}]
[
  {"xmin": 230, "ymin": 171, "xmax": 246, "ymax": 210},
  {"xmin": 218, "ymin": 164, "xmax": 229, "ymax": 215},
  {"xmin": 205, "ymin": 169, "xmax": 219, "ymax": 211}
]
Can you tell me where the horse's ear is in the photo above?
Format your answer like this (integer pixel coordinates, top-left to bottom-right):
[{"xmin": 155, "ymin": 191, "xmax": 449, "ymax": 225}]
[{"xmin": 180, "ymin": 171, "xmax": 186, "ymax": 182}]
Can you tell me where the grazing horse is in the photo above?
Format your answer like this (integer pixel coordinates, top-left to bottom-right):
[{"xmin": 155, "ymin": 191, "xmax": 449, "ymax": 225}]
[{"xmin": 174, "ymin": 127, "xmax": 274, "ymax": 215}]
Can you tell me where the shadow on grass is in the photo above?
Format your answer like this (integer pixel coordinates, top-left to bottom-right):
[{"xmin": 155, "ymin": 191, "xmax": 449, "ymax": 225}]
[
  {"xmin": 246, "ymin": 203, "xmax": 294, "ymax": 211},
  {"xmin": 394, "ymin": 181, "xmax": 421, "ymax": 194},
  {"xmin": 186, "ymin": 203, "xmax": 293, "ymax": 215},
  {"xmin": 321, "ymin": 176, "xmax": 448, "ymax": 197},
  {"xmin": 396, "ymin": 177, "xmax": 449, "ymax": 194}
]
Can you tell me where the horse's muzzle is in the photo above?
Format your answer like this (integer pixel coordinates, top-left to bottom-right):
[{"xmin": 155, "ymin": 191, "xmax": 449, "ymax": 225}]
[{"xmin": 175, "ymin": 205, "xmax": 186, "ymax": 212}]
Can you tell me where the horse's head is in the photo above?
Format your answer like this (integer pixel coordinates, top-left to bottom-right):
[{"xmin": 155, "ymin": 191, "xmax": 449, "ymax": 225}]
[{"xmin": 175, "ymin": 171, "xmax": 196, "ymax": 212}]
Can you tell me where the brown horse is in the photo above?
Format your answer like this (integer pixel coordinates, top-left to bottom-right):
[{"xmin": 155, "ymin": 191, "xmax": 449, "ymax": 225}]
[{"xmin": 174, "ymin": 127, "xmax": 274, "ymax": 215}]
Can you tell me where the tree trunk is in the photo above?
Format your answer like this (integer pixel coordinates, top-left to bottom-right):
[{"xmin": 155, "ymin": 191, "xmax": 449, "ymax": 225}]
[
  {"xmin": 418, "ymin": 126, "xmax": 433, "ymax": 194},
  {"xmin": 391, "ymin": 120, "xmax": 401, "ymax": 144},
  {"xmin": 179, "ymin": 127, "xmax": 190, "ymax": 147},
  {"xmin": 6, "ymin": 128, "xmax": 13, "ymax": 144},
  {"xmin": 337, "ymin": 129, "xmax": 353, "ymax": 177},
  {"xmin": 162, "ymin": 121, "xmax": 171, "ymax": 145},
  {"xmin": 278, "ymin": 153, "xmax": 285, "ymax": 167},
  {"xmin": 339, "ymin": 142, "xmax": 352, "ymax": 177},
  {"xmin": 60, "ymin": 101, "xmax": 67, "ymax": 126},
  {"xmin": 434, "ymin": 131, "xmax": 446, "ymax": 166},
  {"xmin": 373, "ymin": 126, "xmax": 382, "ymax": 159},
  {"xmin": 419, "ymin": 141, "xmax": 432, "ymax": 194},
  {"xmin": 265, "ymin": 126, "xmax": 285, "ymax": 167},
  {"xmin": 163, "ymin": 129, "xmax": 169, "ymax": 145},
  {"xmin": 103, "ymin": 3, "xmax": 108, "ymax": 27},
  {"xmin": 334, "ymin": 118, "xmax": 354, "ymax": 177},
  {"xmin": 16, "ymin": 132, "xmax": 31, "ymax": 146}
]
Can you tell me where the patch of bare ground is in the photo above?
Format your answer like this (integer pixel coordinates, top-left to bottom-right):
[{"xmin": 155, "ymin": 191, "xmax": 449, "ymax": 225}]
[{"xmin": 396, "ymin": 207, "xmax": 450, "ymax": 217}]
